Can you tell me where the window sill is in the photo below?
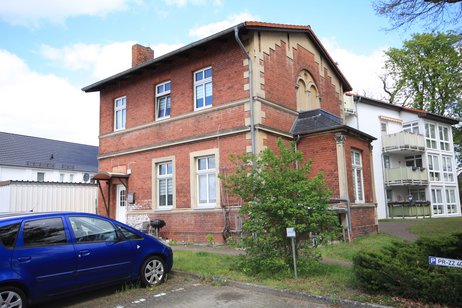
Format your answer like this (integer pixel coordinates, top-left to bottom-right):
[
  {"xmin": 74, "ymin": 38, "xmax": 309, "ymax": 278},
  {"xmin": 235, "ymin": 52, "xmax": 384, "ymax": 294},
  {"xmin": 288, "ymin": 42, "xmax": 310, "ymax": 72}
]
[{"xmin": 156, "ymin": 206, "xmax": 173, "ymax": 211}]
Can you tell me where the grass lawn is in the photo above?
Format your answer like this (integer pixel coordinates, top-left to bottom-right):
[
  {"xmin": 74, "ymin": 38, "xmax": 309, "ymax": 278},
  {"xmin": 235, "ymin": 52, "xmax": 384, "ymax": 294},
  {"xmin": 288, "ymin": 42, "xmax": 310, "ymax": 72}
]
[
  {"xmin": 406, "ymin": 216, "xmax": 462, "ymax": 238},
  {"xmin": 173, "ymin": 249, "xmax": 397, "ymax": 306},
  {"xmin": 172, "ymin": 217, "xmax": 462, "ymax": 307},
  {"xmin": 173, "ymin": 233, "xmax": 402, "ymax": 307}
]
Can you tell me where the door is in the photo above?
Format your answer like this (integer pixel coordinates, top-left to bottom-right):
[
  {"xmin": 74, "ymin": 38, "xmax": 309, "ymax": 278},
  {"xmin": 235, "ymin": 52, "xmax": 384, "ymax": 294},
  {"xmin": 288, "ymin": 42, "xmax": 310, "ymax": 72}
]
[
  {"xmin": 116, "ymin": 184, "xmax": 127, "ymax": 224},
  {"xmin": 70, "ymin": 216, "xmax": 135, "ymax": 287},
  {"xmin": 12, "ymin": 217, "xmax": 78, "ymax": 298}
]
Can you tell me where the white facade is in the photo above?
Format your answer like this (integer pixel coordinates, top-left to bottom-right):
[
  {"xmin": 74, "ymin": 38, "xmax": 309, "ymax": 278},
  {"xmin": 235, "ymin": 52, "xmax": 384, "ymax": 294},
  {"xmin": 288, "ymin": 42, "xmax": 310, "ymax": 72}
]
[
  {"xmin": 0, "ymin": 165, "xmax": 95, "ymax": 184},
  {"xmin": 345, "ymin": 95, "xmax": 461, "ymax": 219}
]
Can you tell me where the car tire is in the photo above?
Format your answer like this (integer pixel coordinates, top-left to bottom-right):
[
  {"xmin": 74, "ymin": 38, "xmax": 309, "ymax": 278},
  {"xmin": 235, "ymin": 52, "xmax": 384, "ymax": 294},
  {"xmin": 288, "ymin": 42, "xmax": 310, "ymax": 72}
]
[
  {"xmin": 0, "ymin": 286, "xmax": 27, "ymax": 308},
  {"xmin": 140, "ymin": 256, "xmax": 166, "ymax": 286}
]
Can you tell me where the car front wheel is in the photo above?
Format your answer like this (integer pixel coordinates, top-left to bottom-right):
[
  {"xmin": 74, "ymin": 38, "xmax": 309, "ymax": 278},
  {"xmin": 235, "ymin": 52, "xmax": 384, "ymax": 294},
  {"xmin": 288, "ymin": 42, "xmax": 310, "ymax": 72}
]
[
  {"xmin": 140, "ymin": 256, "xmax": 166, "ymax": 286},
  {"xmin": 0, "ymin": 286, "xmax": 27, "ymax": 308}
]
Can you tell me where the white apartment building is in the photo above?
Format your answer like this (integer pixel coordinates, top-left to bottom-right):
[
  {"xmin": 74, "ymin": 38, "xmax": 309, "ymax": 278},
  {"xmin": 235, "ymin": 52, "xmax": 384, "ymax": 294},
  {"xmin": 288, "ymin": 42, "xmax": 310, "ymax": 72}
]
[{"xmin": 344, "ymin": 95, "xmax": 460, "ymax": 219}]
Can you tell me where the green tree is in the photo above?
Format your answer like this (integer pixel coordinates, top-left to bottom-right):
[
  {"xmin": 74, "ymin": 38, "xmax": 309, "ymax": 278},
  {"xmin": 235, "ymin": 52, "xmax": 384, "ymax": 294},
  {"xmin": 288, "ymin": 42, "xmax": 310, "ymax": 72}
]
[
  {"xmin": 221, "ymin": 139, "xmax": 339, "ymax": 275},
  {"xmin": 382, "ymin": 32, "xmax": 462, "ymax": 165},
  {"xmin": 382, "ymin": 32, "xmax": 462, "ymax": 115}
]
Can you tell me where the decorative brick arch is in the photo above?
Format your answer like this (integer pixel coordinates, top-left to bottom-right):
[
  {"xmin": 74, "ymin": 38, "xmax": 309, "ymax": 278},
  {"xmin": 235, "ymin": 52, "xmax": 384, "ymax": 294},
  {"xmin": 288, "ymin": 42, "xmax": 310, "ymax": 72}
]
[{"xmin": 295, "ymin": 70, "xmax": 320, "ymax": 112}]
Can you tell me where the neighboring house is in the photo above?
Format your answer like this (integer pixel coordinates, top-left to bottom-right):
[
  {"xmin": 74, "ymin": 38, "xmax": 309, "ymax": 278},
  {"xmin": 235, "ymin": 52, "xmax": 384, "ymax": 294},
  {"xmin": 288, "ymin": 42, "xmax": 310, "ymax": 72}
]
[
  {"xmin": 0, "ymin": 132, "xmax": 99, "ymax": 213},
  {"xmin": 344, "ymin": 95, "xmax": 461, "ymax": 219},
  {"xmin": 83, "ymin": 21, "xmax": 378, "ymax": 243},
  {"xmin": 0, "ymin": 132, "xmax": 98, "ymax": 183}
]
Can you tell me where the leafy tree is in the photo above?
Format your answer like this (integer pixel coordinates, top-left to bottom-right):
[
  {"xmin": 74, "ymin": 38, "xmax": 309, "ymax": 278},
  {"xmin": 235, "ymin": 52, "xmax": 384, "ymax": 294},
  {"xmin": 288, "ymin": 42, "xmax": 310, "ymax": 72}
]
[
  {"xmin": 221, "ymin": 139, "xmax": 340, "ymax": 275},
  {"xmin": 381, "ymin": 32, "xmax": 462, "ymax": 165},
  {"xmin": 373, "ymin": 0, "xmax": 462, "ymax": 34},
  {"xmin": 382, "ymin": 32, "xmax": 462, "ymax": 115}
]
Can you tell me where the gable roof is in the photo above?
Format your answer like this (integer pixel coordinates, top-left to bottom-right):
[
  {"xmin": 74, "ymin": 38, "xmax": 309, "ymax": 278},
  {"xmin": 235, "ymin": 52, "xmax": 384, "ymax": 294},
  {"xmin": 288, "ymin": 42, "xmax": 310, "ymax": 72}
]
[
  {"xmin": 82, "ymin": 21, "xmax": 352, "ymax": 93},
  {"xmin": 355, "ymin": 95, "xmax": 460, "ymax": 125},
  {"xmin": 0, "ymin": 132, "xmax": 98, "ymax": 172}
]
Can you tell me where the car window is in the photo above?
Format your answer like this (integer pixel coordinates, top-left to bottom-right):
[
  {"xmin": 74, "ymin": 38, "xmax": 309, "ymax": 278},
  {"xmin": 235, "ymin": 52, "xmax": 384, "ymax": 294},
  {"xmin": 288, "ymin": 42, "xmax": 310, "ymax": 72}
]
[
  {"xmin": 0, "ymin": 223, "xmax": 20, "ymax": 249},
  {"xmin": 117, "ymin": 225, "xmax": 143, "ymax": 240},
  {"xmin": 23, "ymin": 218, "xmax": 67, "ymax": 247},
  {"xmin": 70, "ymin": 216, "xmax": 118, "ymax": 243}
]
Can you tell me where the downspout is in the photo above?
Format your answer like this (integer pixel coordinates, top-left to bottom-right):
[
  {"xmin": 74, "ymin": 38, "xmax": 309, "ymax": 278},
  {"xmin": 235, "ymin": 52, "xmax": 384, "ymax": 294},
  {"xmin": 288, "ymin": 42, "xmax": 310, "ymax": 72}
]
[
  {"xmin": 294, "ymin": 134, "xmax": 301, "ymax": 169},
  {"xmin": 234, "ymin": 26, "xmax": 256, "ymax": 157}
]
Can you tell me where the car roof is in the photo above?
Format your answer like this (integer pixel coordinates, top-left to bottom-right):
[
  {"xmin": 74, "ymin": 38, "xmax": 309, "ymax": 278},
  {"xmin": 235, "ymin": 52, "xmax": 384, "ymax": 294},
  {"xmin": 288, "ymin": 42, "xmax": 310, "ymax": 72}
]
[{"xmin": 0, "ymin": 211, "xmax": 99, "ymax": 223}]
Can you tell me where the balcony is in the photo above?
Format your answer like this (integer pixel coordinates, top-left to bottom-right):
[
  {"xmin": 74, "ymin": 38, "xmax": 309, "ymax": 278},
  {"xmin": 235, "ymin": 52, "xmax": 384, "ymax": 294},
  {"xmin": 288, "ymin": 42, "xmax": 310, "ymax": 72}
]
[
  {"xmin": 384, "ymin": 167, "xmax": 428, "ymax": 186},
  {"xmin": 387, "ymin": 201, "xmax": 431, "ymax": 218},
  {"xmin": 382, "ymin": 131, "xmax": 425, "ymax": 154}
]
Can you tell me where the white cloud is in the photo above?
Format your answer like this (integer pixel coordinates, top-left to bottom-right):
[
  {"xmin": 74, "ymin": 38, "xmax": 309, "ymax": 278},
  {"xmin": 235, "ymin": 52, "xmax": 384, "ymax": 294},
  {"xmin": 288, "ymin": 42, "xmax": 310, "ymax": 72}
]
[
  {"xmin": 0, "ymin": 50, "xmax": 99, "ymax": 145},
  {"xmin": 0, "ymin": 0, "xmax": 137, "ymax": 27},
  {"xmin": 189, "ymin": 12, "xmax": 259, "ymax": 38},
  {"xmin": 164, "ymin": 0, "xmax": 223, "ymax": 8},
  {"xmin": 321, "ymin": 37, "xmax": 388, "ymax": 100},
  {"xmin": 40, "ymin": 41, "xmax": 184, "ymax": 80}
]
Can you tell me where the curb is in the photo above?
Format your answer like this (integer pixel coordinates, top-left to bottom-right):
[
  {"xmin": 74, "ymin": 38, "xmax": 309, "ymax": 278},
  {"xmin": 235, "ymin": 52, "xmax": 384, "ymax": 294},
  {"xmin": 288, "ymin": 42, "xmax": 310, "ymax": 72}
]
[{"xmin": 170, "ymin": 270, "xmax": 390, "ymax": 308}]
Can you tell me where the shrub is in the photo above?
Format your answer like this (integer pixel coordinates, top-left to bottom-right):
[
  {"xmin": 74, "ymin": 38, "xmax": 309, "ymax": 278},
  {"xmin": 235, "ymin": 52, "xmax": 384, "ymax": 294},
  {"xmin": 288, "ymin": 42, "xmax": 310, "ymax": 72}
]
[
  {"xmin": 221, "ymin": 139, "xmax": 340, "ymax": 275},
  {"xmin": 353, "ymin": 233, "xmax": 462, "ymax": 306}
]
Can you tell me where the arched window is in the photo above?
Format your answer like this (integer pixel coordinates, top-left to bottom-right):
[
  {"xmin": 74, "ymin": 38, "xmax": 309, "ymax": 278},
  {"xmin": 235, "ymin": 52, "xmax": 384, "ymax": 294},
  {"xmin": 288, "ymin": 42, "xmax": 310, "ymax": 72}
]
[{"xmin": 296, "ymin": 70, "xmax": 320, "ymax": 112}]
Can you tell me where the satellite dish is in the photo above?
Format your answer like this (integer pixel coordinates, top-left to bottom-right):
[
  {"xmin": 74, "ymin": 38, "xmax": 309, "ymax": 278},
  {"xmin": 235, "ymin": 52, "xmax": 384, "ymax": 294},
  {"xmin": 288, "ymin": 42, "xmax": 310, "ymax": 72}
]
[{"xmin": 83, "ymin": 173, "xmax": 90, "ymax": 182}]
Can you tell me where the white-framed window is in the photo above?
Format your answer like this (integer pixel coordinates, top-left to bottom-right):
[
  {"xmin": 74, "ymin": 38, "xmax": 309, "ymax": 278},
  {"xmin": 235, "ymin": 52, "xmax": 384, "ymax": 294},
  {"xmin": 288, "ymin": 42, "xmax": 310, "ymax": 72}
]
[
  {"xmin": 403, "ymin": 122, "xmax": 419, "ymax": 134},
  {"xmin": 196, "ymin": 155, "xmax": 217, "ymax": 208},
  {"xmin": 425, "ymin": 123, "xmax": 437, "ymax": 149},
  {"xmin": 37, "ymin": 172, "xmax": 45, "ymax": 182},
  {"xmin": 409, "ymin": 188, "xmax": 426, "ymax": 201},
  {"xmin": 157, "ymin": 161, "xmax": 173, "ymax": 208},
  {"xmin": 351, "ymin": 150, "xmax": 364, "ymax": 203},
  {"xmin": 427, "ymin": 154, "xmax": 441, "ymax": 181},
  {"xmin": 446, "ymin": 188, "xmax": 457, "ymax": 214},
  {"xmin": 442, "ymin": 156, "xmax": 454, "ymax": 182},
  {"xmin": 405, "ymin": 155, "xmax": 423, "ymax": 168},
  {"xmin": 114, "ymin": 96, "xmax": 126, "ymax": 131},
  {"xmin": 194, "ymin": 67, "xmax": 212, "ymax": 110},
  {"xmin": 380, "ymin": 121, "xmax": 387, "ymax": 133},
  {"xmin": 69, "ymin": 174, "xmax": 74, "ymax": 182},
  {"xmin": 438, "ymin": 126, "xmax": 450, "ymax": 151},
  {"xmin": 386, "ymin": 189, "xmax": 393, "ymax": 202},
  {"xmin": 59, "ymin": 174, "xmax": 65, "ymax": 182},
  {"xmin": 156, "ymin": 81, "xmax": 171, "ymax": 120},
  {"xmin": 431, "ymin": 188, "xmax": 443, "ymax": 215},
  {"xmin": 383, "ymin": 155, "xmax": 391, "ymax": 169}
]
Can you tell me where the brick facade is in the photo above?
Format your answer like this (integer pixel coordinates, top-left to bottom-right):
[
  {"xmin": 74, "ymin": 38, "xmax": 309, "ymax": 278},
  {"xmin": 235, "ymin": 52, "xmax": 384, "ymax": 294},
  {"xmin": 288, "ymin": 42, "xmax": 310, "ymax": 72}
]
[{"xmin": 86, "ymin": 23, "xmax": 377, "ymax": 244}]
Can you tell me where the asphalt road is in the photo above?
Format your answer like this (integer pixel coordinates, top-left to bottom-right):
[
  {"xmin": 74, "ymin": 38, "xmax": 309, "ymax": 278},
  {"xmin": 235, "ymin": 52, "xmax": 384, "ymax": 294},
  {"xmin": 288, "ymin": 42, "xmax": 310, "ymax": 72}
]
[{"xmin": 37, "ymin": 272, "xmax": 334, "ymax": 308}]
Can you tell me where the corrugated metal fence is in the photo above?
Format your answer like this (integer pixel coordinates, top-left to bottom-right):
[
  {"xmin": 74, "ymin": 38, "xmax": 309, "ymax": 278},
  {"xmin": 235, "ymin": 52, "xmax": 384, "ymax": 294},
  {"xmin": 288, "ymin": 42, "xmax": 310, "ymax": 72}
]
[{"xmin": 0, "ymin": 181, "xmax": 97, "ymax": 213}]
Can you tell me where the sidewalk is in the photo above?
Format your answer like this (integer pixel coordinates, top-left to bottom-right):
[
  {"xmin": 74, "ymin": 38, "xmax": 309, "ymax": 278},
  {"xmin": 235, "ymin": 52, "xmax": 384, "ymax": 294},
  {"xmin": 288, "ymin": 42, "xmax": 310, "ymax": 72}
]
[{"xmin": 378, "ymin": 220, "xmax": 419, "ymax": 241}]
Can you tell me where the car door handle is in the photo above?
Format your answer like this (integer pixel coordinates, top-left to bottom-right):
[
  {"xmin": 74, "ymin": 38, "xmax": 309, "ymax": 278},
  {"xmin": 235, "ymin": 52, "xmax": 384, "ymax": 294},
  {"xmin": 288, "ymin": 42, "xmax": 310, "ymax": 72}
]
[
  {"xmin": 17, "ymin": 256, "xmax": 32, "ymax": 263},
  {"xmin": 78, "ymin": 250, "xmax": 90, "ymax": 258}
]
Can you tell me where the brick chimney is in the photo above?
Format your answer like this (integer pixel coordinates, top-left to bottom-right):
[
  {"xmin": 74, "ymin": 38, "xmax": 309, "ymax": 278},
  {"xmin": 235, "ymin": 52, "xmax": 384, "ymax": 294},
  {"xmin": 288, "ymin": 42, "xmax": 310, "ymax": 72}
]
[{"xmin": 132, "ymin": 44, "xmax": 154, "ymax": 67}]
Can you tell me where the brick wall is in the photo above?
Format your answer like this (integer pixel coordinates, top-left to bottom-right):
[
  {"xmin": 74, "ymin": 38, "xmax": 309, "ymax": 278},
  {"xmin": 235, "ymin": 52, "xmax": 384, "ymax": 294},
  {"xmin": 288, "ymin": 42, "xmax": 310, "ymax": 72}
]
[
  {"xmin": 296, "ymin": 132, "xmax": 340, "ymax": 197},
  {"xmin": 99, "ymin": 38, "xmax": 247, "ymax": 137},
  {"xmin": 262, "ymin": 41, "xmax": 342, "ymax": 117},
  {"xmin": 350, "ymin": 205, "xmax": 378, "ymax": 238}
]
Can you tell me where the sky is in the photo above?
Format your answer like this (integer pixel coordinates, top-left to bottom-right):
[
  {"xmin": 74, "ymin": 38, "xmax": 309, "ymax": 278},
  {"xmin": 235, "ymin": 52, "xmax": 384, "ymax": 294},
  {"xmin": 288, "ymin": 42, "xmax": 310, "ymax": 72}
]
[{"xmin": 0, "ymin": 0, "xmax": 423, "ymax": 146}]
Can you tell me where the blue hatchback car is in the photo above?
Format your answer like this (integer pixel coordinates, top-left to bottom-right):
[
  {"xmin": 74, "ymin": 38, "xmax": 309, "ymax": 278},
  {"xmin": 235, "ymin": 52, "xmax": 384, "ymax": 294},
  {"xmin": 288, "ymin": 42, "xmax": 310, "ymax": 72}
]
[{"xmin": 0, "ymin": 212, "xmax": 173, "ymax": 307}]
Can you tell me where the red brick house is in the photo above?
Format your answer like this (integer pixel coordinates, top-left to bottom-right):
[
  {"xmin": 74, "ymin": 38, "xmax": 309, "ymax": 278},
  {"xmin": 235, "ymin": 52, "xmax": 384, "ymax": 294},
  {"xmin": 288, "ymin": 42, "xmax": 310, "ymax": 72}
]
[{"xmin": 83, "ymin": 22, "xmax": 378, "ymax": 243}]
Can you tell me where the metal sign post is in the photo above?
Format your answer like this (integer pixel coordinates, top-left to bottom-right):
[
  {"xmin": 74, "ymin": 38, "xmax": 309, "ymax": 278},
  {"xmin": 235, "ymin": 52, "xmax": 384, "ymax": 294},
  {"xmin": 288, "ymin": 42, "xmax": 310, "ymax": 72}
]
[{"xmin": 286, "ymin": 227, "xmax": 297, "ymax": 279}]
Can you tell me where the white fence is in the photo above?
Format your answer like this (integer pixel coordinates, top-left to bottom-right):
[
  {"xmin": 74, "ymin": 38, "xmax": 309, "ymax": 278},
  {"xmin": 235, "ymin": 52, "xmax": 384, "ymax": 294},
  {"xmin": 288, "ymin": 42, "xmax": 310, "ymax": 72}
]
[{"xmin": 0, "ymin": 181, "xmax": 97, "ymax": 213}]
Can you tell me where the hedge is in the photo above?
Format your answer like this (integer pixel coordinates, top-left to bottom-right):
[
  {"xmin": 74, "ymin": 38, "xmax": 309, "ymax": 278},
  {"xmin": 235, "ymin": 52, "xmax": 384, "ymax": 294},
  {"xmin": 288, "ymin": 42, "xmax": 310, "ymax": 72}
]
[{"xmin": 353, "ymin": 233, "xmax": 462, "ymax": 306}]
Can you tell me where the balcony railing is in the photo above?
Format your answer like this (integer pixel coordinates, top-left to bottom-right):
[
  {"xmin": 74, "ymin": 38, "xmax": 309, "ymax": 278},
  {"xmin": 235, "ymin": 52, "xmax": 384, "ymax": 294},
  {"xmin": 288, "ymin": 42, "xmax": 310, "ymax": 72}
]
[
  {"xmin": 384, "ymin": 167, "xmax": 428, "ymax": 186},
  {"xmin": 382, "ymin": 131, "xmax": 425, "ymax": 153},
  {"xmin": 387, "ymin": 201, "xmax": 431, "ymax": 218}
]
